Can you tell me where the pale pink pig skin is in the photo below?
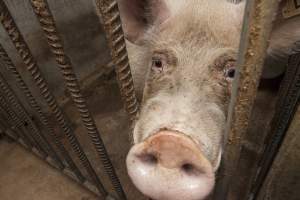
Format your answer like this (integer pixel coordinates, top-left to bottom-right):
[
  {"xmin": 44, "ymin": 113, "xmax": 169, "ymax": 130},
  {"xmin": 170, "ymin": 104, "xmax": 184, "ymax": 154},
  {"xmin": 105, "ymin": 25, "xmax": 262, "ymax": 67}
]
[{"xmin": 117, "ymin": 1, "xmax": 300, "ymax": 199}]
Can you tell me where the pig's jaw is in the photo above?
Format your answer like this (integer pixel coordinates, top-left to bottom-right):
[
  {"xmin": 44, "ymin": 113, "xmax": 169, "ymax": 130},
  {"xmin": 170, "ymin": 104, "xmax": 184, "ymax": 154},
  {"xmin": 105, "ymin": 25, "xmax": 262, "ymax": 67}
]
[{"xmin": 127, "ymin": 131, "xmax": 215, "ymax": 200}]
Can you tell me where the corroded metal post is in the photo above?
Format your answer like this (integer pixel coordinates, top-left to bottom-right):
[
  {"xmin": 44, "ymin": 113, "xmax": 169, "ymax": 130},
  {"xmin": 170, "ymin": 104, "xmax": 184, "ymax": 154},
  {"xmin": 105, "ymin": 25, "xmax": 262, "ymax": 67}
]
[
  {"xmin": 256, "ymin": 106, "xmax": 300, "ymax": 200},
  {"xmin": 0, "ymin": 84, "xmax": 46, "ymax": 156},
  {"xmin": 29, "ymin": 1, "xmax": 127, "ymax": 199},
  {"xmin": 94, "ymin": 0, "xmax": 139, "ymax": 126},
  {"xmin": 251, "ymin": 47, "xmax": 300, "ymax": 200},
  {"xmin": 0, "ymin": 73, "xmax": 65, "ymax": 168},
  {"xmin": 215, "ymin": 0, "xmax": 279, "ymax": 199},
  {"xmin": 0, "ymin": 0, "xmax": 107, "ymax": 196},
  {"xmin": 0, "ymin": 44, "xmax": 85, "ymax": 183},
  {"xmin": 0, "ymin": 99, "xmax": 34, "ymax": 149}
]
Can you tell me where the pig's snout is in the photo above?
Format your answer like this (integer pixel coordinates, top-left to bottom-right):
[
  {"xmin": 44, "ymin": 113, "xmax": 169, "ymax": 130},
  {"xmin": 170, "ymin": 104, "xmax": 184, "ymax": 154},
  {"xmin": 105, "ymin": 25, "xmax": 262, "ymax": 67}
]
[{"xmin": 126, "ymin": 131, "xmax": 215, "ymax": 200}]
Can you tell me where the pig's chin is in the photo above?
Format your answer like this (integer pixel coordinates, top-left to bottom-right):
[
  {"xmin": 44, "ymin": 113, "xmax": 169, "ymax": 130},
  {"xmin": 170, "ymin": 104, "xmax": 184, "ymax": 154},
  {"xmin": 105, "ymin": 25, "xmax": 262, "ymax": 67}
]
[{"xmin": 126, "ymin": 131, "xmax": 215, "ymax": 200}]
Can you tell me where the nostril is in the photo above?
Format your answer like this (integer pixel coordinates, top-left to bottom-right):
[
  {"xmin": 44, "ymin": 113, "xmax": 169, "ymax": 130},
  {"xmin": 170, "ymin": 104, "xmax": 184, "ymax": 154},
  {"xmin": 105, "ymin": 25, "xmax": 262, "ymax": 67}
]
[
  {"xmin": 137, "ymin": 153, "xmax": 158, "ymax": 165},
  {"xmin": 182, "ymin": 163, "xmax": 194, "ymax": 172},
  {"xmin": 181, "ymin": 163, "xmax": 199, "ymax": 176}
]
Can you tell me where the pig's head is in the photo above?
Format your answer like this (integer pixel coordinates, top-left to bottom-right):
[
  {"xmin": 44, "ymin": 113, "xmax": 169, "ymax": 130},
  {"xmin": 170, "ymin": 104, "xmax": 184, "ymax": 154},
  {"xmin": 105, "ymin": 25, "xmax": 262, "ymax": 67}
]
[{"xmin": 119, "ymin": 0, "xmax": 245, "ymax": 199}]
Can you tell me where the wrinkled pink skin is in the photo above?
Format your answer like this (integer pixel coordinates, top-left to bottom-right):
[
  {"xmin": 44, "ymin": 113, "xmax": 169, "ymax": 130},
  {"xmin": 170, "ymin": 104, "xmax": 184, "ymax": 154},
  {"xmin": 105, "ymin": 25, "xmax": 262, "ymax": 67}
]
[{"xmin": 118, "ymin": 0, "xmax": 300, "ymax": 199}]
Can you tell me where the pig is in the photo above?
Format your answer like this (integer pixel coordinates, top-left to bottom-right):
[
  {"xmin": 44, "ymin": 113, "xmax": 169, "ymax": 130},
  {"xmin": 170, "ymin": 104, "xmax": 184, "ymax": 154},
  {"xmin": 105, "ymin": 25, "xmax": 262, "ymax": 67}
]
[{"xmin": 117, "ymin": 0, "xmax": 300, "ymax": 199}]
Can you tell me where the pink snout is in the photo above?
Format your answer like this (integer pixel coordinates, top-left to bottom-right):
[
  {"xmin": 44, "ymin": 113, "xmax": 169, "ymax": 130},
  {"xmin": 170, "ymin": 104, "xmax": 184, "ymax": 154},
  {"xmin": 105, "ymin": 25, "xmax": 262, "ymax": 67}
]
[{"xmin": 126, "ymin": 131, "xmax": 215, "ymax": 200}]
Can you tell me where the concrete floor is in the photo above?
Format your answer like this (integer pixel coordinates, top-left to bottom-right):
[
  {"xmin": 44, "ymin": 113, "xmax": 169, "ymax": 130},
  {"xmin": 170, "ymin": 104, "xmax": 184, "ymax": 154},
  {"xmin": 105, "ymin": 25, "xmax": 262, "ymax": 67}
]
[{"xmin": 0, "ymin": 139, "xmax": 98, "ymax": 200}]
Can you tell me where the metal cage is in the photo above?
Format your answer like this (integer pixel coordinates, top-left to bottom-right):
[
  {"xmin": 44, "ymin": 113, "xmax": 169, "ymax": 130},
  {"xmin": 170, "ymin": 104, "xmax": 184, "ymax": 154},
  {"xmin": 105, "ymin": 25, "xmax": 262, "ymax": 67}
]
[{"xmin": 0, "ymin": 0, "xmax": 299, "ymax": 200}]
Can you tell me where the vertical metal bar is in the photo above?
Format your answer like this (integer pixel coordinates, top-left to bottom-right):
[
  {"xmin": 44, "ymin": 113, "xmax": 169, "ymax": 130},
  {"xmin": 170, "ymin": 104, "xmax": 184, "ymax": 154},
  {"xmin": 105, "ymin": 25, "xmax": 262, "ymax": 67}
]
[
  {"xmin": 0, "ymin": 44, "xmax": 85, "ymax": 183},
  {"xmin": 0, "ymin": 115, "xmax": 11, "ymax": 139},
  {"xmin": 0, "ymin": 106, "xmax": 21, "ymax": 140},
  {"xmin": 249, "ymin": 50, "xmax": 300, "ymax": 200},
  {"xmin": 256, "ymin": 102, "xmax": 300, "ymax": 200},
  {"xmin": 0, "ymin": 102, "xmax": 34, "ymax": 148},
  {"xmin": 0, "ymin": 91, "xmax": 45, "ymax": 155},
  {"xmin": 0, "ymin": 112, "xmax": 10, "ymax": 134},
  {"xmin": 0, "ymin": 123, "xmax": 18, "ymax": 142},
  {"xmin": 0, "ymin": 0, "xmax": 107, "ymax": 196},
  {"xmin": 215, "ymin": 0, "xmax": 279, "ymax": 199},
  {"xmin": 29, "ymin": 1, "xmax": 127, "ymax": 199},
  {"xmin": 0, "ymin": 86, "xmax": 46, "ymax": 153},
  {"xmin": 94, "ymin": 0, "xmax": 139, "ymax": 127},
  {"xmin": 0, "ymin": 72, "xmax": 66, "ymax": 170}
]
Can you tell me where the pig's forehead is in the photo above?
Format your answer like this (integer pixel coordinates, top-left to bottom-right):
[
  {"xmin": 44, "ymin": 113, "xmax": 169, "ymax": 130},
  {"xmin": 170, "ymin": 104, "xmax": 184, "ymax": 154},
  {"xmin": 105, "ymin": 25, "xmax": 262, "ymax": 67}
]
[
  {"xmin": 164, "ymin": 0, "xmax": 243, "ymax": 20},
  {"xmin": 150, "ymin": 0, "xmax": 243, "ymax": 48}
]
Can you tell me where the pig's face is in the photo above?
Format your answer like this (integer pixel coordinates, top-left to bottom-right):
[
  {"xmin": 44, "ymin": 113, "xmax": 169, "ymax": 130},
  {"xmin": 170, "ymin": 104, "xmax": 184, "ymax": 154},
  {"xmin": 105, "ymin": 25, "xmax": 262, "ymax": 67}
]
[{"xmin": 119, "ymin": 0, "xmax": 245, "ymax": 199}]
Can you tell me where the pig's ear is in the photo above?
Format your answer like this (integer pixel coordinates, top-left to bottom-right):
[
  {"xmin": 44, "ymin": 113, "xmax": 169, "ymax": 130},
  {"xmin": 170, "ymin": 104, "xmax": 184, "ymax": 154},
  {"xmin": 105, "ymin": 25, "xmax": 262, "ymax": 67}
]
[{"xmin": 118, "ymin": 0, "xmax": 169, "ymax": 43}]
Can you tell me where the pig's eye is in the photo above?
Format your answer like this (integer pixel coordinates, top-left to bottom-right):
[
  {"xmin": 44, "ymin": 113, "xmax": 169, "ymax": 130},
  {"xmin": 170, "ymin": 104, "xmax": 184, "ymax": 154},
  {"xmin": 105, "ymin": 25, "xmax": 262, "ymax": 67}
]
[
  {"xmin": 151, "ymin": 56, "xmax": 165, "ymax": 73},
  {"xmin": 223, "ymin": 60, "xmax": 236, "ymax": 80},
  {"xmin": 224, "ymin": 68, "xmax": 235, "ymax": 78}
]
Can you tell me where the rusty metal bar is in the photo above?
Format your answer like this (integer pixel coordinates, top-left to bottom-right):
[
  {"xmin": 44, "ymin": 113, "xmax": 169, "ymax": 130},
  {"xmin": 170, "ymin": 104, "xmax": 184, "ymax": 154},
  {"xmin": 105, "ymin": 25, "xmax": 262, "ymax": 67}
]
[
  {"xmin": 0, "ymin": 44, "xmax": 85, "ymax": 183},
  {"xmin": 0, "ymin": 107, "xmax": 21, "ymax": 141},
  {"xmin": 0, "ymin": 81, "xmax": 45, "ymax": 154},
  {"xmin": 0, "ymin": 72, "xmax": 66, "ymax": 170},
  {"xmin": 0, "ymin": 89, "xmax": 46, "ymax": 156},
  {"xmin": 0, "ymin": 110, "xmax": 109, "ymax": 199},
  {"xmin": 256, "ymin": 101, "xmax": 300, "ymax": 200},
  {"xmin": 29, "ymin": 1, "xmax": 126, "ymax": 199},
  {"xmin": 0, "ymin": 120, "xmax": 111, "ymax": 199},
  {"xmin": 215, "ymin": 0, "xmax": 280, "ymax": 199},
  {"xmin": 0, "ymin": 0, "xmax": 107, "ymax": 196},
  {"xmin": 0, "ymin": 113, "xmax": 9, "ymax": 134},
  {"xmin": 0, "ymin": 126, "xmax": 19, "ymax": 142},
  {"xmin": 9, "ymin": 134, "xmax": 116, "ymax": 200},
  {"xmin": 249, "ymin": 47, "xmax": 300, "ymax": 200},
  {"xmin": 94, "ymin": 0, "xmax": 139, "ymax": 126},
  {"xmin": 0, "ymin": 102, "xmax": 34, "ymax": 149}
]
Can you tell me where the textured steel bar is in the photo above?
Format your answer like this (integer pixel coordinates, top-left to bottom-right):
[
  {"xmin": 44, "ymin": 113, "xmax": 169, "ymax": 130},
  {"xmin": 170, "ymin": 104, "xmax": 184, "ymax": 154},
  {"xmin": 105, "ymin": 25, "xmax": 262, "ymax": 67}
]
[
  {"xmin": 0, "ymin": 113, "xmax": 9, "ymax": 133},
  {"xmin": 0, "ymin": 82, "xmax": 46, "ymax": 155},
  {"xmin": 0, "ymin": 44, "xmax": 85, "ymax": 183},
  {"xmin": 1, "ymin": 127, "xmax": 18, "ymax": 142},
  {"xmin": 0, "ymin": 107, "xmax": 21, "ymax": 141},
  {"xmin": 214, "ymin": 0, "xmax": 279, "ymax": 199},
  {"xmin": 29, "ymin": 1, "xmax": 126, "ymax": 199},
  {"xmin": 262, "ymin": 43, "xmax": 300, "ymax": 143},
  {"xmin": 12, "ymin": 135, "xmax": 112, "ymax": 200},
  {"xmin": 0, "ymin": 0, "xmax": 107, "ymax": 196},
  {"xmin": 256, "ymin": 98, "xmax": 300, "ymax": 200},
  {"xmin": 94, "ymin": 0, "xmax": 139, "ymax": 126},
  {"xmin": 0, "ymin": 72, "xmax": 66, "ymax": 170},
  {"xmin": 249, "ymin": 49, "xmax": 300, "ymax": 200},
  {"xmin": 0, "ymin": 92, "xmax": 47, "ymax": 156},
  {"xmin": 0, "ymin": 102, "xmax": 34, "ymax": 149}
]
